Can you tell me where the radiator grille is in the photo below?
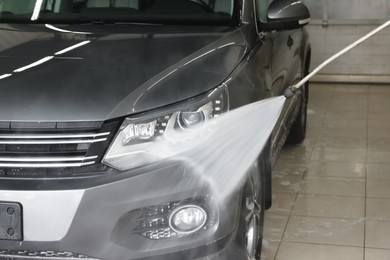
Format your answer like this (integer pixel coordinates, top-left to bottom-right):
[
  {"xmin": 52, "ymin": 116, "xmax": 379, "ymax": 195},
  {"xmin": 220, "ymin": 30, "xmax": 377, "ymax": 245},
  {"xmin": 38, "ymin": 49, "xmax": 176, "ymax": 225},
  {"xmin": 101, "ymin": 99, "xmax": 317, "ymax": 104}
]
[{"xmin": 0, "ymin": 120, "xmax": 121, "ymax": 175}]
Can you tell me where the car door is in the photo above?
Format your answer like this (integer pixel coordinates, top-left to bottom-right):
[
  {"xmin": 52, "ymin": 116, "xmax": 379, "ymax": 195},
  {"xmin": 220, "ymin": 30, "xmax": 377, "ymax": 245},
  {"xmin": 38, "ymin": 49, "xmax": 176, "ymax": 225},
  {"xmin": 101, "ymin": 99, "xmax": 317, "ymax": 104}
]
[{"xmin": 254, "ymin": 0, "xmax": 304, "ymax": 163}]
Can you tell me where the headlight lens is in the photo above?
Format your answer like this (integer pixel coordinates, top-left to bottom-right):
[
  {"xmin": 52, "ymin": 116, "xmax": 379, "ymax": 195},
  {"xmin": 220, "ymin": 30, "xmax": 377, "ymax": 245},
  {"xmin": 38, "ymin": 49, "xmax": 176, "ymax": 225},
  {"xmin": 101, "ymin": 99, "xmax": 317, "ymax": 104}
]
[
  {"xmin": 122, "ymin": 120, "xmax": 157, "ymax": 145},
  {"xmin": 103, "ymin": 86, "xmax": 228, "ymax": 170},
  {"xmin": 178, "ymin": 111, "xmax": 205, "ymax": 128}
]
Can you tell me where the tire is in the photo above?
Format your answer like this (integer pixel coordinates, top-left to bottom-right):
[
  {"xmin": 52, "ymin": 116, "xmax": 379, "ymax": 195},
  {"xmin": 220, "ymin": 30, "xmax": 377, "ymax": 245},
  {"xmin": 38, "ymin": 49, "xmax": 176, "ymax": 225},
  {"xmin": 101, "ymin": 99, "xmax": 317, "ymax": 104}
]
[
  {"xmin": 236, "ymin": 157, "xmax": 266, "ymax": 260},
  {"xmin": 262, "ymin": 138, "xmax": 272, "ymax": 210},
  {"xmin": 286, "ymin": 80, "xmax": 308, "ymax": 145}
]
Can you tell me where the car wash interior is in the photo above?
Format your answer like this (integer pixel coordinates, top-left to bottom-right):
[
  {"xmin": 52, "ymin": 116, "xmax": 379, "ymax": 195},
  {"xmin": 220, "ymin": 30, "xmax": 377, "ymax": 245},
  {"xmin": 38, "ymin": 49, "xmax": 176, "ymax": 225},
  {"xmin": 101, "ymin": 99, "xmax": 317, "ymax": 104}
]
[
  {"xmin": 0, "ymin": 1, "xmax": 389, "ymax": 260},
  {"xmin": 262, "ymin": 0, "xmax": 390, "ymax": 259}
]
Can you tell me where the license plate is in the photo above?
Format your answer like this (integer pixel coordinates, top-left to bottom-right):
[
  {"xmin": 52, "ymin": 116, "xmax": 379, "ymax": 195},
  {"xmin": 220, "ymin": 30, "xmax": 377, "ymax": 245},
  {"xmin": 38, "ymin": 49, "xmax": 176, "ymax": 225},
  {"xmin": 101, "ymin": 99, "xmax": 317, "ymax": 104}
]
[{"xmin": 0, "ymin": 202, "xmax": 22, "ymax": 240}]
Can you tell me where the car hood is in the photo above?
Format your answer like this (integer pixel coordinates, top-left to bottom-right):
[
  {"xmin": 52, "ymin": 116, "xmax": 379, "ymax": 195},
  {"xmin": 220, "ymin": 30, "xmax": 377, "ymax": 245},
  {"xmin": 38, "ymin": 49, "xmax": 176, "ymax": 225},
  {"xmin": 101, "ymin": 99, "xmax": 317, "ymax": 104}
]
[{"xmin": 0, "ymin": 24, "xmax": 248, "ymax": 122}]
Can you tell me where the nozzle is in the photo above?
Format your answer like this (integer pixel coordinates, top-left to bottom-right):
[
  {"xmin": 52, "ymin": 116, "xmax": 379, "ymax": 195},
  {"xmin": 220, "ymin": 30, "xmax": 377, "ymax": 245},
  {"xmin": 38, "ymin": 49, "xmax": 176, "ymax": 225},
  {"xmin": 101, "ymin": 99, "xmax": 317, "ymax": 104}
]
[{"xmin": 284, "ymin": 86, "xmax": 297, "ymax": 98}]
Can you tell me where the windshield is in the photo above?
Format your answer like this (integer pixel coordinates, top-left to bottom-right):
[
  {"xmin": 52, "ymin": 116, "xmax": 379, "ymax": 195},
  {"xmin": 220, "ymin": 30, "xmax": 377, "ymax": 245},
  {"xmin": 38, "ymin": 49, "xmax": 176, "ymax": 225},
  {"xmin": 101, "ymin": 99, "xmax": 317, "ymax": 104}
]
[{"xmin": 0, "ymin": 0, "xmax": 237, "ymax": 25}]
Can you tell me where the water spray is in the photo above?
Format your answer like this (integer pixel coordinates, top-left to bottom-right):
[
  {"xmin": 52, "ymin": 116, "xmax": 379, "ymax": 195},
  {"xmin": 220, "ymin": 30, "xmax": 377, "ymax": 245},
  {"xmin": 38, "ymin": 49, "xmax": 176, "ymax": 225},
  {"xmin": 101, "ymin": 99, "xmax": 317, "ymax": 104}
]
[
  {"xmin": 156, "ymin": 19, "xmax": 390, "ymax": 201},
  {"xmin": 284, "ymin": 19, "xmax": 390, "ymax": 98}
]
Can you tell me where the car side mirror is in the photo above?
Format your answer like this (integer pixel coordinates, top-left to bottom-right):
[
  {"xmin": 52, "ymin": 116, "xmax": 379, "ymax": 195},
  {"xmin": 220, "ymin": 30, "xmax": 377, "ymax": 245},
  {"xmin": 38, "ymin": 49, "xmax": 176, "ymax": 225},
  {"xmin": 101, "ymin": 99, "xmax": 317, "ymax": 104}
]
[{"xmin": 260, "ymin": 0, "xmax": 310, "ymax": 31}]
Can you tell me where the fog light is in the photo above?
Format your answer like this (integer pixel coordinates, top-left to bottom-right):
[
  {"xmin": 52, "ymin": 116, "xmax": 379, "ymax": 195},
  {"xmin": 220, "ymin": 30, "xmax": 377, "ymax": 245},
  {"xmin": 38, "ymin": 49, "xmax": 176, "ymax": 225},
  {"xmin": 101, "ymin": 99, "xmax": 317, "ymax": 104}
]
[{"xmin": 169, "ymin": 205, "xmax": 207, "ymax": 234}]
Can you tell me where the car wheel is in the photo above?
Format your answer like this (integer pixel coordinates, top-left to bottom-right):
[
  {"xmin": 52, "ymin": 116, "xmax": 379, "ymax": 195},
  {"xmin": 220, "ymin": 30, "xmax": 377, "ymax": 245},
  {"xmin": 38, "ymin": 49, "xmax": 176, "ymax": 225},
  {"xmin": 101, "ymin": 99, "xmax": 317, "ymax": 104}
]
[
  {"xmin": 262, "ymin": 138, "xmax": 272, "ymax": 210},
  {"xmin": 287, "ymin": 80, "xmax": 308, "ymax": 145},
  {"xmin": 237, "ymin": 158, "xmax": 265, "ymax": 260}
]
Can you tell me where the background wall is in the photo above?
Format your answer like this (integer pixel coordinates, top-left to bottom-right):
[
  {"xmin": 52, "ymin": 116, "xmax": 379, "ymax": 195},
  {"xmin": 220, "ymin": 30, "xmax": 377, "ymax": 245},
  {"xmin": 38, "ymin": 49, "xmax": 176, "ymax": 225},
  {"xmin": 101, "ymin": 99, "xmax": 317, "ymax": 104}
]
[{"xmin": 303, "ymin": 0, "xmax": 390, "ymax": 82}]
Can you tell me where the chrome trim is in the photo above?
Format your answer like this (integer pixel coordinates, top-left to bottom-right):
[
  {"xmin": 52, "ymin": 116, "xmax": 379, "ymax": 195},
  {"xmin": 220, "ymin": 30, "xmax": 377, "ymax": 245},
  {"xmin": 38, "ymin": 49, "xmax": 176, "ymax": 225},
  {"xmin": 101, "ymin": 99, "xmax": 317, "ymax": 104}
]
[
  {"xmin": 0, "ymin": 156, "xmax": 97, "ymax": 162},
  {"xmin": 0, "ymin": 161, "xmax": 95, "ymax": 168},
  {"xmin": 0, "ymin": 130, "xmax": 110, "ymax": 168},
  {"xmin": 0, "ymin": 132, "xmax": 110, "ymax": 139},
  {"xmin": 0, "ymin": 138, "xmax": 107, "ymax": 145}
]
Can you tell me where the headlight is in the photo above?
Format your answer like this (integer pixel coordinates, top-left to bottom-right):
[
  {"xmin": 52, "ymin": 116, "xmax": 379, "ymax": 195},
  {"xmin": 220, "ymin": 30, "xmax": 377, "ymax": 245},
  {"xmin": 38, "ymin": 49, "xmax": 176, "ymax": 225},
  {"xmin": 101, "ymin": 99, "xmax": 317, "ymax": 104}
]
[{"xmin": 103, "ymin": 86, "xmax": 228, "ymax": 171}]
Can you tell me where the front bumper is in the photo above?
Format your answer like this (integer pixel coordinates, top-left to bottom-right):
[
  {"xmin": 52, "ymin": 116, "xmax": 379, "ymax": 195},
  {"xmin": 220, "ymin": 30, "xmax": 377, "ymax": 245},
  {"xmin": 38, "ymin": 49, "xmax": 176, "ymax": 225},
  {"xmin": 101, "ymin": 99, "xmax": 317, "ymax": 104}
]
[{"xmin": 0, "ymin": 162, "xmax": 243, "ymax": 260}]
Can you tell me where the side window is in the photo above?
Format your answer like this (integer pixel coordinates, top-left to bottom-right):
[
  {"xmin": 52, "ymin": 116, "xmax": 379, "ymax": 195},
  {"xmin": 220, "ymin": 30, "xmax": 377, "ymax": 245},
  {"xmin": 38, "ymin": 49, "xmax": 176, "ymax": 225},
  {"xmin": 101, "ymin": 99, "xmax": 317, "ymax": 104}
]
[{"xmin": 255, "ymin": 0, "xmax": 271, "ymax": 22}]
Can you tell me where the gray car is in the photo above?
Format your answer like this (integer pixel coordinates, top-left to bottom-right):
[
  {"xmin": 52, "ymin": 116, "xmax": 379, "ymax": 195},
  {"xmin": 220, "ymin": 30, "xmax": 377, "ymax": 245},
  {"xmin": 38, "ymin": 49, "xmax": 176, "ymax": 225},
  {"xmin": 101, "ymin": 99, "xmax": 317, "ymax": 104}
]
[{"xmin": 0, "ymin": 0, "xmax": 310, "ymax": 259}]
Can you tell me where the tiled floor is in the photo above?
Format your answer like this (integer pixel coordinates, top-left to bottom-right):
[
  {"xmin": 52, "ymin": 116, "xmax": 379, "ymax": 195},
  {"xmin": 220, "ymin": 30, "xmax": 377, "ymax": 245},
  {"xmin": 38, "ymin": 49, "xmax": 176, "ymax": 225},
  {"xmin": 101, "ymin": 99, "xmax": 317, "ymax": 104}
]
[{"xmin": 261, "ymin": 83, "xmax": 390, "ymax": 260}]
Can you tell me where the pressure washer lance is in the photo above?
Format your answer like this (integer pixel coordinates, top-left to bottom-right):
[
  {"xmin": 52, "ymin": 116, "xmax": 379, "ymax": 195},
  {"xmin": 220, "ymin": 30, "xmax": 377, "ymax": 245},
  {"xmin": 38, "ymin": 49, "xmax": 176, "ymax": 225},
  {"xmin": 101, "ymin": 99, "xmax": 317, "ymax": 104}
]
[{"xmin": 284, "ymin": 19, "xmax": 390, "ymax": 98}]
